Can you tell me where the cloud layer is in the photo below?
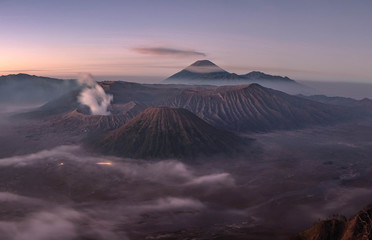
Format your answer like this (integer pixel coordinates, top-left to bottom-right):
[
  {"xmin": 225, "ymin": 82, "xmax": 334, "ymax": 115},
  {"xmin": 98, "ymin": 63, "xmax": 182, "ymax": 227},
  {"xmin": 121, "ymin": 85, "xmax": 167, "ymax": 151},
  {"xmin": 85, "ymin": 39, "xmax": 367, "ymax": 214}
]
[
  {"xmin": 0, "ymin": 146, "xmax": 236, "ymax": 239},
  {"xmin": 133, "ymin": 47, "xmax": 206, "ymax": 57},
  {"xmin": 2, "ymin": 120, "xmax": 372, "ymax": 239}
]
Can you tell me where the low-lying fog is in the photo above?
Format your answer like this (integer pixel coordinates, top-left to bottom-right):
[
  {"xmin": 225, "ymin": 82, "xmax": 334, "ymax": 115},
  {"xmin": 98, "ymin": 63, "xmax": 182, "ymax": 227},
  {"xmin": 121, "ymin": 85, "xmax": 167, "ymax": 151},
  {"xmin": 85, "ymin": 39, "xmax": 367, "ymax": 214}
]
[
  {"xmin": 299, "ymin": 80, "xmax": 372, "ymax": 99},
  {"xmin": 1, "ymin": 105, "xmax": 372, "ymax": 239}
]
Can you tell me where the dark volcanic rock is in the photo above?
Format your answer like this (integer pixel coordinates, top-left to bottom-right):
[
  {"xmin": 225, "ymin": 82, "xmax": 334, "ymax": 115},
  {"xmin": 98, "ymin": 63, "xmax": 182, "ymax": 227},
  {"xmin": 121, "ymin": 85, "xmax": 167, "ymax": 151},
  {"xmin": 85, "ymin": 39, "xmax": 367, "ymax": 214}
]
[
  {"xmin": 87, "ymin": 107, "xmax": 245, "ymax": 159},
  {"xmin": 289, "ymin": 204, "xmax": 372, "ymax": 240}
]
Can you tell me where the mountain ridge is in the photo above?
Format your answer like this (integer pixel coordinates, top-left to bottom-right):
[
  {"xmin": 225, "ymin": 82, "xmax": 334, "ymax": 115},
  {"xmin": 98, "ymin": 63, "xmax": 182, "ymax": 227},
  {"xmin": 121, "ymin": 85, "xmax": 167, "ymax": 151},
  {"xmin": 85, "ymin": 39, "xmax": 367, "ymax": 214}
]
[
  {"xmin": 289, "ymin": 204, "xmax": 372, "ymax": 240},
  {"xmin": 163, "ymin": 83, "xmax": 347, "ymax": 132},
  {"xmin": 164, "ymin": 60, "xmax": 295, "ymax": 83},
  {"xmin": 16, "ymin": 81, "xmax": 357, "ymax": 133},
  {"xmin": 0, "ymin": 73, "xmax": 81, "ymax": 103}
]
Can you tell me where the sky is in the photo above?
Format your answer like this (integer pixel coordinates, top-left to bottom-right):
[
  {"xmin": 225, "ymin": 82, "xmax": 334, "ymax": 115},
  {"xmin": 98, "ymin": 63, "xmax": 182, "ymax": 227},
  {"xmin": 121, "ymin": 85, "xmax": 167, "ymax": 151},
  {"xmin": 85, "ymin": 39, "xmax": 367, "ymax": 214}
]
[{"xmin": 1, "ymin": 0, "xmax": 372, "ymax": 83}]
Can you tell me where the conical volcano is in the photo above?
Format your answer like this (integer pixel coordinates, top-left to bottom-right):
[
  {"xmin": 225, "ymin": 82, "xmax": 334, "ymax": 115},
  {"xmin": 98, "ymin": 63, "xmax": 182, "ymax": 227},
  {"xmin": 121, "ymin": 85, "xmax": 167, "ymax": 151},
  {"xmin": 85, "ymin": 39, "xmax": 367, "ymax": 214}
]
[
  {"xmin": 164, "ymin": 60, "xmax": 237, "ymax": 82},
  {"xmin": 189, "ymin": 59, "xmax": 219, "ymax": 67},
  {"xmin": 87, "ymin": 107, "xmax": 245, "ymax": 159}
]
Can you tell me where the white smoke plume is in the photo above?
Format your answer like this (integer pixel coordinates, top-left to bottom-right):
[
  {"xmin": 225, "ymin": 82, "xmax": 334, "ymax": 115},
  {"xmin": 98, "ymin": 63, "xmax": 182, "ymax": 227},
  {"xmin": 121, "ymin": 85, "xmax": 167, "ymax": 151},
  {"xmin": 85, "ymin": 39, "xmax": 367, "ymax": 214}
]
[{"xmin": 77, "ymin": 73, "xmax": 113, "ymax": 115}]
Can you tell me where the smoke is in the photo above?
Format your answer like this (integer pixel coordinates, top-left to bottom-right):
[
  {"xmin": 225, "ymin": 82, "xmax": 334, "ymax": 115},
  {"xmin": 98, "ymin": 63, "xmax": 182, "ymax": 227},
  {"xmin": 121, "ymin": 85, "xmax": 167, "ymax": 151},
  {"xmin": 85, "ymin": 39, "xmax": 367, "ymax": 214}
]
[
  {"xmin": 78, "ymin": 85, "xmax": 113, "ymax": 115},
  {"xmin": 77, "ymin": 73, "xmax": 113, "ymax": 115},
  {"xmin": 76, "ymin": 73, "xmax": 96, "ymax": 87}
]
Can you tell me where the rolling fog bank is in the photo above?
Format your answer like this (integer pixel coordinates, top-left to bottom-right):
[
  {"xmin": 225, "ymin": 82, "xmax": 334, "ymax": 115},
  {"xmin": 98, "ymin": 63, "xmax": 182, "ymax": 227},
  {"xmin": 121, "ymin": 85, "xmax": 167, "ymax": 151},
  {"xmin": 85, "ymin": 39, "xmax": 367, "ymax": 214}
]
[
  {"xmin": 1, "ymin": 105, "xmax": 372, "ymax": 239},
  {"xmin": 299, "ymin": 80, "xmax": 372, "ymax": 99}
]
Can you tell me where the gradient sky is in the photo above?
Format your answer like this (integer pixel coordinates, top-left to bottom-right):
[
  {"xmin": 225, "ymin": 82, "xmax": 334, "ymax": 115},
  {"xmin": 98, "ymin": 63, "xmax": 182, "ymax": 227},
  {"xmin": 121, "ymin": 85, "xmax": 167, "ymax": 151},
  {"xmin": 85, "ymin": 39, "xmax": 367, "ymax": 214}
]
[{"xmin": 1, "ymin": 0, "xmax": 372, "ymax": 83}]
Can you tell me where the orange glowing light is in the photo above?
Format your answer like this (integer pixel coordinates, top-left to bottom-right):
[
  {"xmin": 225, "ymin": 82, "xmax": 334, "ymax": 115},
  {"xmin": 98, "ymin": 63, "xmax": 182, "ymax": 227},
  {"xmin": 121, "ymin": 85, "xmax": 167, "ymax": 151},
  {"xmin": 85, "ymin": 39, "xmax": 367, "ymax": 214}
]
[{"xmin": 96, "ymin": 162, "xmax": 113, "ymax": 165}]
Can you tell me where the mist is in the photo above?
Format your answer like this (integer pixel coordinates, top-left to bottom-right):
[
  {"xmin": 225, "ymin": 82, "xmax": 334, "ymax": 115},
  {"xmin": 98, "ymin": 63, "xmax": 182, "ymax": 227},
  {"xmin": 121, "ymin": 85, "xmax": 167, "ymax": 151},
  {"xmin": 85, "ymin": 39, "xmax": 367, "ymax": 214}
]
[
  {"xmin": 0, "ymin": 145, "xmax": 240, "ymax": 239},
  {"xmin": 0, "ymin": 74, "xmax": 80, "ymax": 105},
  {"xmin": 161, "ymin": 78, "xmax": 315, "ymax": 96},
  {"xmin": 300, "ymin": 80, "xmax": 372, "ymax": 99},
  {"xmin": 1, "ymin": 107, "xmax": 372, "ymax": 239},
  {"xmin": 161, "ymin": 77, "xmax": 372, "ymax": 100}
]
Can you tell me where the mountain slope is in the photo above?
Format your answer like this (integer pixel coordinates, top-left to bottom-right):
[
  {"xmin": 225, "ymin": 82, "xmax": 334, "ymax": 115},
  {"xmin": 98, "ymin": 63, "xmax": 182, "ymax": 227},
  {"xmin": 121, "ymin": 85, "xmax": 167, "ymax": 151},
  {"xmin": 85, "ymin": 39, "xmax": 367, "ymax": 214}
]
[
  {"xmin": 99, "ymin": 81, "xmax": 181, "ymax": 104},
  {"xmin": 184, "ymin": 60, "xmax": 228, "ymax": 73},
  {"xmin": 289, "ymin": 204, "xmax": 372, "ymax": 240},
  {"xmin": 15, "ymin": 79, "xmax": 358, "ymax": 135},
  {"xmin": 298, "ymin": 94, "xmax": 372, "ymax": 117},
  {"xmin": 297, "ymin": 94, "xmax": 358, "ymax": 106},
  {"xmin": 15, "ymin": 81, "xmax": 180, "ymax": 119},
  {"xmin": 48, "ymin": 101, "xmax": 147, "ymax": 135},
  {"xmin": 16, "ymin": 95, "xmax": 148, "ymax": 137},
  {"xmin": 163, "ymin": 84, "xmax": 347, "ymax": 132},
  {"xmin": 243, "ymin": 71, "xmax": 295, "ymax": 82},
  {"xmin": 21, "ymin": 82, "xmax": 352, "ymax": 134},
  {"xmin": 164, "ymin": 60, "xmax": 240, "ymax": 82},
  {"xmin": 87, "ymin": 107, "xmax": 245, "ymax": 159},
  {"xmin": 0, "ymin": 73, "xmax": 81, "ymax": 103}
]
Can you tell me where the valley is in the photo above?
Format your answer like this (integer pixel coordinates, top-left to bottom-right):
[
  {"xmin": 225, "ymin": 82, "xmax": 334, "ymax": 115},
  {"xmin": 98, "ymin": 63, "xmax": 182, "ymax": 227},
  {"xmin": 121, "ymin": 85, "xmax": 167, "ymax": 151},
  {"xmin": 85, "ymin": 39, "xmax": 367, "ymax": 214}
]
[{"xmin": 1, "ymin": 87, "xmax": 372, "ymax": 239}]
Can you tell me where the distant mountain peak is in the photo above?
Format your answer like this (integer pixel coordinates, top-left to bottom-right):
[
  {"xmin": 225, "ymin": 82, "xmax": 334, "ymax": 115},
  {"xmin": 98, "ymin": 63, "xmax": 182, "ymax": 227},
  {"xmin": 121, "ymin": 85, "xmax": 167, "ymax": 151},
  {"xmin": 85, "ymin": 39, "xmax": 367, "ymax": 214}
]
[
  {"xmin": 185, "ymin": 60, "xmax": 227, "ymax": 73},
  {"xmin": 164, "ymin": 60, "xmax": 296, "ymax": 85},
  {"xmin": 190, "ymin": 60, "xmax": 218, "ymax": 67}
]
